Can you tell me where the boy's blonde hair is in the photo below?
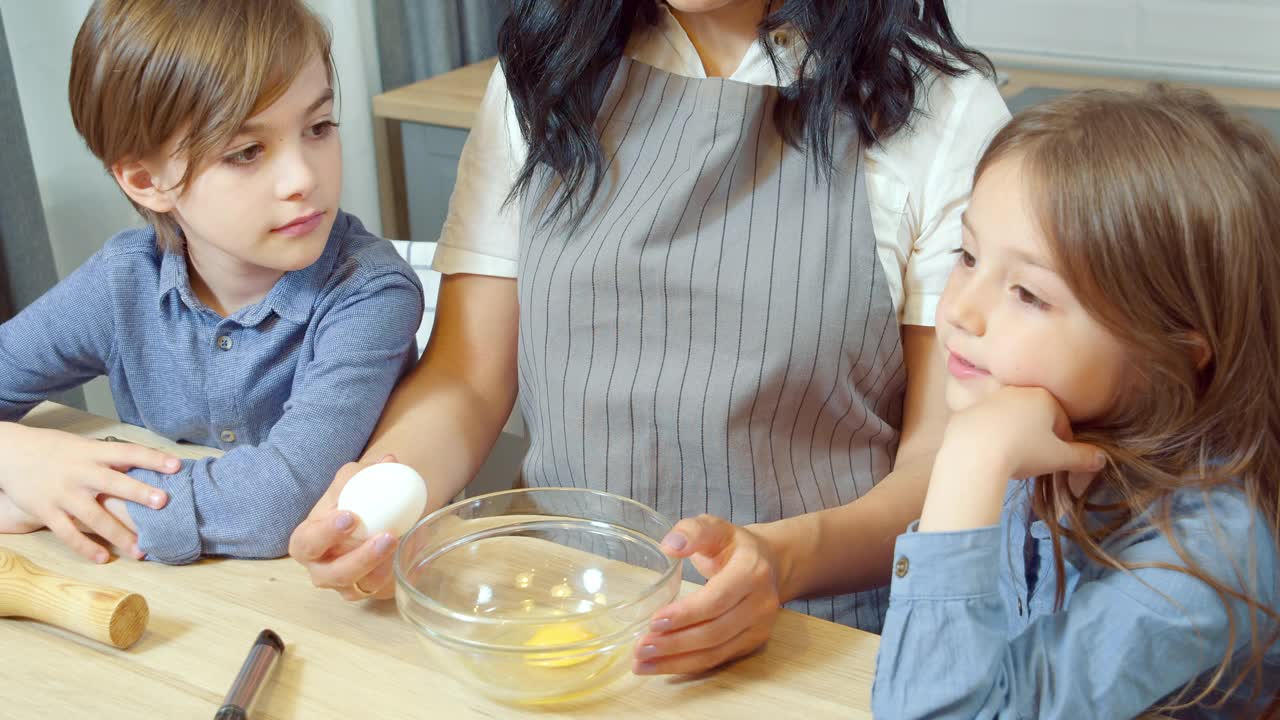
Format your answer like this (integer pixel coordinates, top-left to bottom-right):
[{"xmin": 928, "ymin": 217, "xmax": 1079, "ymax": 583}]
[
  {"xmin": 980, "ymin": 86, "xmax": 1280, "ymax": 717},
  {"xmin": 69, "ymin": 0, "xmax": 334, "ymax": 252}
]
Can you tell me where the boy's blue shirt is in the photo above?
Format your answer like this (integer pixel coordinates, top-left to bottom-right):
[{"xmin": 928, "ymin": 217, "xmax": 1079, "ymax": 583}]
[{"xmin": 0, "ymin": 211, "xmax": 423, "ymax": 563}]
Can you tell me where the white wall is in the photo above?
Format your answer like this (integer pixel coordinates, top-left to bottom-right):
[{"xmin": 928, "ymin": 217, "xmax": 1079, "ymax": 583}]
[
  {"xmin": 0, "ymin": 0, "xmax": 387, "ymax": 416},
  {"xmin": 951, "ymin": 0, "xmax": 1280, "ymax": 87}
]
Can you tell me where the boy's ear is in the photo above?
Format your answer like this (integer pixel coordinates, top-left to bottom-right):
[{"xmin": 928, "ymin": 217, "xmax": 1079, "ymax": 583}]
[{"xmin": 111, "ymin": 160, "xmax": 176, "ymax": 213}]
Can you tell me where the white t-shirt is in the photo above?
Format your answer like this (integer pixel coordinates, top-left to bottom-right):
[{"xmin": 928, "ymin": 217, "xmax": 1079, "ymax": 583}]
[{"xmin": 432, "ymin": 7, "xmax": 1011, "ymax": 326}]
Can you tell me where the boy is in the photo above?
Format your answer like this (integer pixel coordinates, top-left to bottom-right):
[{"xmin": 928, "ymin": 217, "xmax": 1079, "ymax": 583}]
[{"xmin": 0, "ymin": 0, "xmax": 423, "ymax": 565}]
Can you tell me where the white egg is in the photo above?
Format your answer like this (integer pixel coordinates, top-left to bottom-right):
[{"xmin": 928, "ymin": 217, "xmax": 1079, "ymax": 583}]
[{"xmin": 336, "ymin": 463, "xmax": 429, "ymax": 540}]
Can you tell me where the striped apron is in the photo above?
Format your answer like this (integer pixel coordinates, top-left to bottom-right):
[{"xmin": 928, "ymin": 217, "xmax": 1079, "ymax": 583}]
[{"xmin": 516, "ymin": 58, "xmax": 906, "ymax": 632}]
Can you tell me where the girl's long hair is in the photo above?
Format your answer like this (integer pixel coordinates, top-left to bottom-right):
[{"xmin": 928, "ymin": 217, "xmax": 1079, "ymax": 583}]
[
  {"xmin": 497, "ymin": 0, "xmax": 992, "ymax": 225},
  {"xmin": 979, "ymin": 86, "xmax": 1280, "ymax": 716}
]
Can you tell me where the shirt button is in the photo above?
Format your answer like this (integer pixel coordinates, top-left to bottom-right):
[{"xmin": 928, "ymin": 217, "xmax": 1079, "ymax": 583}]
[
  {"xmin": 894, "ymin": 556, "xmax": 910, "ymax": 578},
  {"xmin": 216, "ymin": 335, "xmax": 234, "ymax": 351},
  {"xmin": 772, "ymin": 31, "xmax": 790, "ymax": 47},
  {"xmin": 220, "ymin": 430, "xmax": 237, "ymax": 443}
]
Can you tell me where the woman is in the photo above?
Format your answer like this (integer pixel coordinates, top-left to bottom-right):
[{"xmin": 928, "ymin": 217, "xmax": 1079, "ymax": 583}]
[{"xmin": 290, "ymin": 0, "xmax": 1009, "ymax": 675}]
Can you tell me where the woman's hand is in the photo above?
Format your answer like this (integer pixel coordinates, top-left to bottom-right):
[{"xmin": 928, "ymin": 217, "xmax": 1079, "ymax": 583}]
[
  {"xmin": 288, "ymin": 456, "xmax": 400, "ymax": 601},
  {"xmin": 634, "ymin": 514, "xmax": 784, "ymax": 675}
]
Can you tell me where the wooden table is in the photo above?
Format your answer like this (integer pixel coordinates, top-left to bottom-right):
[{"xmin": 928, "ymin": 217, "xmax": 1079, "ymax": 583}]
[
  {"xmin": 370, "ymin": 58, "xmax": 1280, "ymax": 243},
  {"xmin": 1, "ymin": 402, "xmax": 879, "ymax": 718}
]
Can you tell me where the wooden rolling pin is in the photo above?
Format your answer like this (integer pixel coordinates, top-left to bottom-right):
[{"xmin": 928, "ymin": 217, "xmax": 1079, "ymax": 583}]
[{"xmin": 0, "ymin": 547, "xmax": 149, "ymax": 649}]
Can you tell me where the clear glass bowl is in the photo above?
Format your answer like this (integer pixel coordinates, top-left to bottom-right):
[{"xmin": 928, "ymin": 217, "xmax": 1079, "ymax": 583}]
[{"xmin": 394, "ymin": 488, "xmax": 682, "ymax": 705}]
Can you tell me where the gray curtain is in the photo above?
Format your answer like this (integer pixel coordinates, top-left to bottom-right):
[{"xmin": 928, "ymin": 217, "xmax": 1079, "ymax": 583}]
[
  {"xmin": 0, "ymin": 11, "xmax": 58, "ymax": 321},
  {"xmin": 374, "ymin": 0, "xmax": 507, "ymax": 90},
  {"xmin": 0, "ymin": 10, "xmax": 85, "ymax": 408}
]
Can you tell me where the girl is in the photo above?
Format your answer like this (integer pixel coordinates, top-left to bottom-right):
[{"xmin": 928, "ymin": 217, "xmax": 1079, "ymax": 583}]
[
  {"xmin": 872, "ymin": 86, "xmax": 1280, "ymax": 718},
  {"xmin": 291, "ymin": 0, "xmax": 1008, "ymax": 675}
]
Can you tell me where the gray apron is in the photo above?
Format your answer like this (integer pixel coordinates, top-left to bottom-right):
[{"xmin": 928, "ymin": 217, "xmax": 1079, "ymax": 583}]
[{"xmin": 516, "ymin": 58, "xmax": 906, "ymax": 632}]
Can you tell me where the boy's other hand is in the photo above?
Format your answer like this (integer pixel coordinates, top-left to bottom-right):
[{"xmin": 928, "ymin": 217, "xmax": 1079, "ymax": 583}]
[{"xmin": 0, "ymin": 423, "xmax": 178, "ymax": 563}]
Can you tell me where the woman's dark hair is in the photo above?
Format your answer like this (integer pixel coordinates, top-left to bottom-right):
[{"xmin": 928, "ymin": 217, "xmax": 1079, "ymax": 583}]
[{"xmin": 497, "ymin": 0, "xmax": 993, "ymax": 224}]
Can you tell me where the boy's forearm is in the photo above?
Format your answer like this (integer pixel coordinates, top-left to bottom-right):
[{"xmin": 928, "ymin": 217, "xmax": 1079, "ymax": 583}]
[
  {"xmin": 0, "ymin": 251, "xmax": 115, "ymax": 421},
  {"xmin": 0, "ymin": 401, "xmax": 32, "ymax": 424}
]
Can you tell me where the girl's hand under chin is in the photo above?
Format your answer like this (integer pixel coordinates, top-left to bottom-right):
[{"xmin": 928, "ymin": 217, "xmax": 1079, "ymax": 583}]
[{"xmin": 920, "ymin": 386, "xmax": 1106, "ymax": 532}]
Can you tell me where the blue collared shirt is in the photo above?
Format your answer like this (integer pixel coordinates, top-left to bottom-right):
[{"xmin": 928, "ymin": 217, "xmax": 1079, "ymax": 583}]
[
  {"xmin": 874, "ymin": 479, "xmax": 1280, "ymax": 719},
  {"xmin": 0, "ymin": 211, "xmax": 423, "ymax": 563}
]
